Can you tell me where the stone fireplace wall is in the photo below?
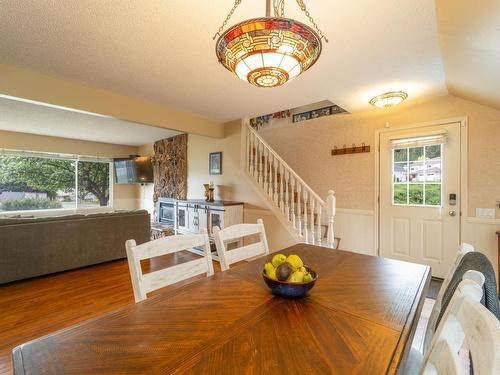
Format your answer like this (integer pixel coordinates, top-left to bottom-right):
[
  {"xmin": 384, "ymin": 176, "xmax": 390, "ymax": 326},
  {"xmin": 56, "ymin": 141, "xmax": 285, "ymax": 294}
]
[{"xmin": 151, "ymin": 134, "xmax": 187, "ymax": 216}]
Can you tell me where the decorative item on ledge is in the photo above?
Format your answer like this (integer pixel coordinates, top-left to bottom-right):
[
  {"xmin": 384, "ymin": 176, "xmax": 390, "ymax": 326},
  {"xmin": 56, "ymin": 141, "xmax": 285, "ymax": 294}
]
[
  {"xmin": 293, "ymin": 105, "xmax": 346, "ymax": 123},
  {"xmin": 331, "ymin": 143, "xmax": 370, "ymax": 156},
  {"xmin": 204, "ymin": 181, "xmax": 215, "ymax": 202}
]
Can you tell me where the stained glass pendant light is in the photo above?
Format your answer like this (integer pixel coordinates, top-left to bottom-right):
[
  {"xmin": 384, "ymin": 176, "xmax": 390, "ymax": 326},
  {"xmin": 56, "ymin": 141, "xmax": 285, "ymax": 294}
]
[{"xmin": 213, "ymin": 0, "xmax": 328, "ymax": 88}]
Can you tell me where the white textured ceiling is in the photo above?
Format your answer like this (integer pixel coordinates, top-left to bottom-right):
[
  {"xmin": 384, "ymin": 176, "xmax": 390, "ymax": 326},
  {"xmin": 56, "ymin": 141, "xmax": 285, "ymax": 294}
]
[
  {"xmin": 436, "ymin": 0, "xmax": 500, "ymax": 111},
  {"xmin": 0, "ymin": 0, "xmax": 447, "ymax": 122},
  {"xmin": 0, "ymin": 97, "xmax": 180, "ymax": 146}
]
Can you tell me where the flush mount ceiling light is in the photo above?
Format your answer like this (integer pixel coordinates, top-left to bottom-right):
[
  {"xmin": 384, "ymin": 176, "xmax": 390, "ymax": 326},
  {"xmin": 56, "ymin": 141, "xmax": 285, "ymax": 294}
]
[
  {"xmin": 369, "ymin": 91, "xmax": 408, "ymax": 108},
  {"xmin": 213, "ymin": 0, "xmax": 327, "ymax": 88}
]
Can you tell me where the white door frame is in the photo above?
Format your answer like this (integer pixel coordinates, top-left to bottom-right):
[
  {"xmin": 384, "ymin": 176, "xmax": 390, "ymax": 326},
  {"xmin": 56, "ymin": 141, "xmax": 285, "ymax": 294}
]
[{"xmin": 374, "ymin": 116, "xmax": 469, "ymax": 257}]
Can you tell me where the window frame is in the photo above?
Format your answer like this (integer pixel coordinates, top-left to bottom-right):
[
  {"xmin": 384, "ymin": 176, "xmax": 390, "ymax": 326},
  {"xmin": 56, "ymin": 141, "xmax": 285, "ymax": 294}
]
[
  {"xmin": 391, "ymin": 144, "xmax": 443, "ymax": 208},
  {"xmin": 0, "ymin": 148, "xmax": 114, "ymax": 215}
]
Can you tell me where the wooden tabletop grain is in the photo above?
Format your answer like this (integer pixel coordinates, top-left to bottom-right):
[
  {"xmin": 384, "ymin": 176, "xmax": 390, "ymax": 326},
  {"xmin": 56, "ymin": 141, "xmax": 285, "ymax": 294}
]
[{"xmin": 12, "ymin": 244, "xmax": 430, "ymax": 375}]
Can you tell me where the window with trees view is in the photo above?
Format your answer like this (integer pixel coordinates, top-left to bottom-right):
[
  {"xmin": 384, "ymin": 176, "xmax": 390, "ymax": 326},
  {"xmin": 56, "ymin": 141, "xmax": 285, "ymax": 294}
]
[
  {"xmin": 0, "ymin": 152, "xmax": 112, "ymax": 212},
  {"xmin": 392, "ymin": 144, "xmax": 442, "ymax": 206}
]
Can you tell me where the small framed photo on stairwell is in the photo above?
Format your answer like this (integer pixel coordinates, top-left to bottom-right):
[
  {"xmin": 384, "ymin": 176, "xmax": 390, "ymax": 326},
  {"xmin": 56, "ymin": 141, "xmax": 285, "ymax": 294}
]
[{"xmin": 209, "ymin": 152, "xmax": 222, "ymax": 175}]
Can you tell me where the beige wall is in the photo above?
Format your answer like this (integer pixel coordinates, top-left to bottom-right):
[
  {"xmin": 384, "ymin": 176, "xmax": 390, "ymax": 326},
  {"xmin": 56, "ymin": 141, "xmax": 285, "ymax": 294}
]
[
  {"xmin": 259, "ymin": 95, "xmax": 500, "ymax": 217},
  {"xmin": 0, "ymin": 130, "xmax": 140, "ymax": 210}
]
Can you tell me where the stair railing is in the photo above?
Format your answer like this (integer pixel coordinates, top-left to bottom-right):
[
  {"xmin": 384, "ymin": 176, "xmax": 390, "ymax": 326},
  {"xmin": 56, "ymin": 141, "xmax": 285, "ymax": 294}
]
[{"xmin": 244, "ymin": 122, "xmax": 336, "ymax": 247}]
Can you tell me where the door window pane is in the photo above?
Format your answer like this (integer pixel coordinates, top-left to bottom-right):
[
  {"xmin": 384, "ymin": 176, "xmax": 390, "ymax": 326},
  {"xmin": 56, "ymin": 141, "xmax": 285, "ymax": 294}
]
[
  {"xmin": 394, "ymin": 148, "xmax": 407, "ymax": 162},
  {"xmin": 393, "ymin": 163, "xmax": 408, "ymax": 182},
  {"xmin": 425, "ymin": 184, "xmax": 441, "ymax": 206},
  {"xmin": 392, "ymin": 144, "xmax": 442, "ymax": 206},
  {"xmin": 409, "ymin": 161, "xmax": 425, "ymax": 182},
  {"xmin": 0, "ymin": 156, "xmax": 76, "ymax": 211},
  {"xmin": 77, "ymin": 161, "xmax": 110, "ymax": 207},
  {"xmin": 393, "ymin": 184, "xmax": 408, "ymax": 204},
  {"xmin": 409, "ymin": 184, "xmax": 424, "ymax": 205},
  {"xmin": 409, "ymin": 147, "xmax": 424, "ymax": 161}
]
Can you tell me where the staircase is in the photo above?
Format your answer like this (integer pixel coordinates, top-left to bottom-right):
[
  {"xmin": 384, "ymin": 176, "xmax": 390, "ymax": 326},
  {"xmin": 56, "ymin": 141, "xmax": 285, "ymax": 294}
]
[{"xmin": 242, "ymin": 121, "xmax": 336, "ymax": 248}]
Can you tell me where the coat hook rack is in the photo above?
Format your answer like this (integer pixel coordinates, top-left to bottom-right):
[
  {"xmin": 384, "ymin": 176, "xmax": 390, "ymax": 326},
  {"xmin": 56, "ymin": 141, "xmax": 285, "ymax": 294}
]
[{"xmin": 331, "ymin": 142, "xmax": 370, "ymax": 156}]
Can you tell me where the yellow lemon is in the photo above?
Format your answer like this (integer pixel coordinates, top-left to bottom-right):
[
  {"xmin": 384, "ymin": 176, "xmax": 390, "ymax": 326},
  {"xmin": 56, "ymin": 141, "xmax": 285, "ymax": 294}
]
[
  {"xmin": 288, "ymin": 270, "xmax": 305, "ymax": 283},
  {"xmin": 271, "ymin": 253, "xmax": 287, "ymax": 268},
  {"xmin": 286, "ymin": 254, "xmax": 304, "ymax": 270},
  {"xmin": 303, "ymin": 273, "xmax": 313, "ymax": 283},
  {"xmin": 267, "ymin": 267, "xmax": 277, "ymax": 280}
]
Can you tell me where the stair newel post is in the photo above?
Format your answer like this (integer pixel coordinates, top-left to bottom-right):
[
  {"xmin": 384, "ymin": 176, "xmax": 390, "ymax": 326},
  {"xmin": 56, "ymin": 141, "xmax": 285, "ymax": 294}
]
[
  {"xmin": 284, "ymin": 169, "xmax": 290, "ymax": 219},
  {"xmin": 302, "ymin": 189, "xmax": 308, "ymax": 242},
  {"xmin": 309, "ymin": 198, "xmax": 315, "ymax": 245},
  {"xmin": 290, "ymin": 177, "xmax": 296, "ymax": 229},
  {"xmin": 296, "ymin": 184, "xmax": 302, "ymax": 235},
  {"xmin": 316, "ymin": 204, "xmax": 322, "ymax": 244},
  {"xmin": 326, "ymin": 190, "xmax": 336, "ymax": 248}
]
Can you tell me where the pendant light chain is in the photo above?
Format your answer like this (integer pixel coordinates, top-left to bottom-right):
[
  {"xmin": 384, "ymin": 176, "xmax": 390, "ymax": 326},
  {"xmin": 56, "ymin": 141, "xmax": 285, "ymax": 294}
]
[
  {"xmin": 273, "ymin": 0, "xmax": 285, "ymax": 17},
  {"xmin": 295, "ymin": 0, "xmax": 328, "ymax": 42},
  {"xmin": 212, "ymin": 0, "xmax": 243, "ymax": 40},
  {"xmin": 213, "ymin": 0, "xmax": 327, "ymax": 42}
]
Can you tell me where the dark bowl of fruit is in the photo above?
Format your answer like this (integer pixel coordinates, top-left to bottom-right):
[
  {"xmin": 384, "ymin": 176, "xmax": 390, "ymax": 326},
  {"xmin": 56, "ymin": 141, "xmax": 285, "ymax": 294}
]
[{"xmin": 262, "ymin": 253, "xmax": 318, "ymax": 298}]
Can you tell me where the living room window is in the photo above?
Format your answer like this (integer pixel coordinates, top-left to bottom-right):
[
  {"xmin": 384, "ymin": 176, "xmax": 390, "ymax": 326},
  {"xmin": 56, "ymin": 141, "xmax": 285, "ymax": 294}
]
[{"xmin": 0, "ymin": 150, "xmax": 112, "ymax": 212}]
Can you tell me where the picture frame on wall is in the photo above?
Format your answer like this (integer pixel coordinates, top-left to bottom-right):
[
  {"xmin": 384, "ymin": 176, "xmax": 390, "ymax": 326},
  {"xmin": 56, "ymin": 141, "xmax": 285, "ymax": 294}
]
[{"xmin": 209, "ymin": 152, "xmax": 222, "ymax": 175}]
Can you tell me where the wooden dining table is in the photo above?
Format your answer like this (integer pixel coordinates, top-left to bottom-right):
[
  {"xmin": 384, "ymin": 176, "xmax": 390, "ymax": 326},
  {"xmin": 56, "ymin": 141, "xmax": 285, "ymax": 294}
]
[{"xmin": 12, "ymin": 244, "xmax": 430, "ymax": 374}]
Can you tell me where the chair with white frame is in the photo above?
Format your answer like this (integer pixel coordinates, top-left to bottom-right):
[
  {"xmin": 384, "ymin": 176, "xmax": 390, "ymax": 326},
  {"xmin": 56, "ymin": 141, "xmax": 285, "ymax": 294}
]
[
  {"xmin": 213, "ymin": 218, "xmax": 269, "ymax": 271},
  {"xmin": 419, "ymin": 272, "xmax": 500, "ymax": 375},
  {"xmin": 423, "ymin": 243, "xmax": 475, "ymax": 352},
  {"xmin": 125, "ymin": 230, "xmax": 213, "ymax": 303}
]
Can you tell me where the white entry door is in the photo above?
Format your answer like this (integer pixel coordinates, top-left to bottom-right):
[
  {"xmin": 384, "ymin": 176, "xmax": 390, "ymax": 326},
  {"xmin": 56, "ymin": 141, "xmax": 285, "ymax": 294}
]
[{"xmin": 379, "ymin": 123, "xmax": 461, "ymax": 278}]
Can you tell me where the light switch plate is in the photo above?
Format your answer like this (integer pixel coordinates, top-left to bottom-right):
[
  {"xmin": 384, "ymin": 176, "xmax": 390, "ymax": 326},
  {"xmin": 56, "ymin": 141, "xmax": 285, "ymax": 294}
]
[{"xmin": 476, "ymin": 208, "xmax": 495, "ymax": 219}]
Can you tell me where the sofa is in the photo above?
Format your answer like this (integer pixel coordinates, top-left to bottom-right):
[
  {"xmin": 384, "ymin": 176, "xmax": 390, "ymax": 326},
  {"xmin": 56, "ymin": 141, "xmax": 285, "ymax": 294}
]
[{"xmin": 0, "ymin": 210, "xmax": 150, "ymax": 284}]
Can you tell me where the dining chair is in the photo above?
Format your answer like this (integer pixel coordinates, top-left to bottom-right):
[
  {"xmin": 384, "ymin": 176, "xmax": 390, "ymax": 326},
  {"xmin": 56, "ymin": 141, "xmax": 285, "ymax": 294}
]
[
  {"xmin": 420, "ymin": 276, "xmax": 500, "ymax": 375},
  {"xmin": 213, "ymin": 218, "xmax": 269, "ymax": 271},
  {"xmin": 402, "ymin": 270, "xmax": 485, "ymax": 375},
  {"xmin": 423, "ymin": 243, "xmax": 475, "ymax": 351},
  {"xmin": 125, "ymin": 230, "xmax": 213, "ymax": 303}
]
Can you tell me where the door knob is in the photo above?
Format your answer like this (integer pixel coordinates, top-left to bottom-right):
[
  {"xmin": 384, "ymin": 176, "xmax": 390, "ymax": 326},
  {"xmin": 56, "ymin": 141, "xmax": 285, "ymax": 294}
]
[{"xmin": 448, "ymin": 210, "xmax": 456, "ymax": 217}]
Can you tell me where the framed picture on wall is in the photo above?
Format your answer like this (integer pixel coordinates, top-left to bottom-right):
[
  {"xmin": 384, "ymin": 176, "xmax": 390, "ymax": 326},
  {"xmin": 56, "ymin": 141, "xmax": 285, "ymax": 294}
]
[{"xmin": 209, "ymin": 152, "xmax": 222, "ymax": 175}]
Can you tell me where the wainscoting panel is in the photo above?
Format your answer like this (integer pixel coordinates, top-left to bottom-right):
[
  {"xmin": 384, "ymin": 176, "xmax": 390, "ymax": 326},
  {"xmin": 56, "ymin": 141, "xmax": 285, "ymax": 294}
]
[
  {"xmin": 334, "ymin": 209, "xmax": 376, "ymax": 256},
  {"xmin": 463, "ymin": 218, "xmax": 500, "ymax": 288}
]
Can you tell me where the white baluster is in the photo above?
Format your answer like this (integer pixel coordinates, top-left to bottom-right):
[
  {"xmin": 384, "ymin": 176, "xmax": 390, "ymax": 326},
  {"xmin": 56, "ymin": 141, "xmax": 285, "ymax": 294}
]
[
  {"xmin": 284, "ymin": 170, "xmax": 290, "ymax": 220},
  {"xmin": 316, "ymin": 204, "xmax": 322, "ymax": 244},
  {"xmin": 263, "ymin": 147, "xmax": 268, "ymax": 193},
  {"xmin": 269, "ymin": 153, "xmax": 274, "ymax": 199},
  {"xmin": 309, "ymin": 199, "xmax": 315, "ymax": 245},
  {"xmin": 246, "ymin": 127, "xmax": 250, "ymax": 173},
  {"xmin": 273, "ymin": 157, "xmax": 278, "ymax": 204},
  {"xmin": 302, "ymin": 189, "xmax": 308, "ymax": 242},
  {"xmin": 296, "ymin": 184, "xmax": 302, "ymax": 235},
  {"xmin": 279, "ymin": 164, "xmax": 284, "ymax": 213},
  {"xmin": 290, "ymin": 177, "xmax": 296, "ymax": 228},
  {"xmin": 326, "ymin": 190, "xmax": 336, "ymax": 248},
  {"xmin": 257, "ymin": 141, "xmax": 262, "ymax": 185},
  {"xmin": 251, "ymin": 133, "xmax": 256, "ymax": 178}
]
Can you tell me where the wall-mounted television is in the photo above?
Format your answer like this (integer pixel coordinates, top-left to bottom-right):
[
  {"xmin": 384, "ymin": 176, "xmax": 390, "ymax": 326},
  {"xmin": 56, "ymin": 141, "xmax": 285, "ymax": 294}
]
[{"xmin": 113, "ymin": 156, "xmax": 153, "ymax": 184}]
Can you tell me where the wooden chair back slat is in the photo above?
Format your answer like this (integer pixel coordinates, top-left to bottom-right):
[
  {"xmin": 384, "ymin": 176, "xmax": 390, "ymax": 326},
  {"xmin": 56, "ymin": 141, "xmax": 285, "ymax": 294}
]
[
  {"xmin": 214, "ymin": 219, "xmax": 269, "ymax": 271},
  {"xmin": 126, "ymin": 230, "xmax": 213, "ymax": 302}
]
